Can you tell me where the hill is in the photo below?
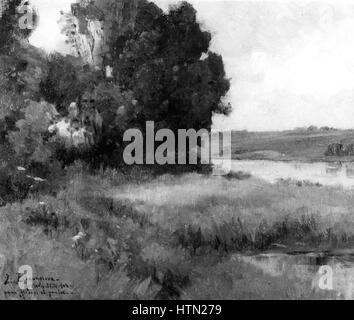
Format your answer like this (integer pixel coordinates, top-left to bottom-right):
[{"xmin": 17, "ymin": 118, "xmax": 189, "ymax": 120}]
[{"xmin": 232, "ymin": 129, "xmax": 354, "ymax": 162}]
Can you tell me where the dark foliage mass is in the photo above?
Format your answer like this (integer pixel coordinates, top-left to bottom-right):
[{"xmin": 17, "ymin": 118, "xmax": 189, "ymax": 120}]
[
  {"xmin": 36, "ymin": 0, "xmax": 231, "ymax": 169},
  {"xmin": 325, "ymin": 142, "xmax": 354, "ymax": 156},
  {"xmin": 0, "ymin": 0, "xmax": 231, "ymax": 172},
  {"xmin": 111, "ymin": 1, "xmax": 231, "ymax": 132},
  {"xmin": 39, "ymin": 53, "xmax": 102, "ymax": 114}
]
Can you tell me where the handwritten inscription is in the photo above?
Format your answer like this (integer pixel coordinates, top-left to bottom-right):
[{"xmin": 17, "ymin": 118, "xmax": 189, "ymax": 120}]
[{"xmin": 2, "ymin": 273, "xmax": 74, "ymax": 299}]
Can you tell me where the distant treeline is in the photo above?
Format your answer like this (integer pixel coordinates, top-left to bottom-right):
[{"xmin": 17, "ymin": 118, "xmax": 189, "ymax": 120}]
[
  {"xmin": 325, "ymin": 143, "xmax": 354, "ymax": 156},
  {"xmin": 295, "ymin": 126, "xmax": 337, "ymax": 132}
]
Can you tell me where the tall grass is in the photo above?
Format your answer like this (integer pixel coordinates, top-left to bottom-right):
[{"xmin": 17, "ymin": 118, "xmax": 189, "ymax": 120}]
[
  {"xmin": 2, "ymin": 167, "xmax": 354, "ymax": 299},
  {"xmin": 112, "ymin": 175, "xmax": 354, "ymax": 252}
]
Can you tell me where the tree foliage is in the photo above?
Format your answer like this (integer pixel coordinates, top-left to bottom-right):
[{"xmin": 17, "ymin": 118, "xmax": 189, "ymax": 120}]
[
  {"xmin": 66, "ymin": 0, "xmax": 231, "ymax": 133},
  {"xmin": 1, "ymin": 0, "xmax": 232, "ymax": 170},
  {"xmin": 46, "ymin": 0, "xmax": 232, "ymax": 168},
  {"xmin": 39, "ymin": 53, "xmax": 101, "ymax": 114},
  {"xmin": 110, "ymin": 1, "xmax": 231, "ymax": 131},
  {"xmin": 8, "ymin": 100, "xmax": 58, "ymax": 165}
]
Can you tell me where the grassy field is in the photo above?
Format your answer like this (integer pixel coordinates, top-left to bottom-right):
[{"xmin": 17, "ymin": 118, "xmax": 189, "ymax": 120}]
[
  {"xmin": 2, "ymin": 165, "xmax": 354, "ymax": 299},
  {"xmin": 232, "ymin": 129, "xmax": 354, "ymax": 162}
]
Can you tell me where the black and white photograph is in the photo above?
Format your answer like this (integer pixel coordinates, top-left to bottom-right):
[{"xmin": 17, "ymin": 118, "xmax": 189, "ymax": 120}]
[{"xmin": 1, "ymin": 0, "xmax": 354, "ymax": 305}]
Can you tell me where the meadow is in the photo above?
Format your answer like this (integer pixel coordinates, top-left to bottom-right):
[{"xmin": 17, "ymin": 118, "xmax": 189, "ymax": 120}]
[
  {"xmin": 2, "ymin": 163, "xmax": 354, "ymax": 299},
  {"xmin": 2, "ymin": 0, "xmax": 352, "ymax": 300}
]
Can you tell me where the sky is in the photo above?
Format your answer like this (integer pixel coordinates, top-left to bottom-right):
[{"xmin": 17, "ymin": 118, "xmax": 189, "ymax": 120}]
[{"xmin": 28, "ymin": 0, "xmax": 354, "ymax": 131}]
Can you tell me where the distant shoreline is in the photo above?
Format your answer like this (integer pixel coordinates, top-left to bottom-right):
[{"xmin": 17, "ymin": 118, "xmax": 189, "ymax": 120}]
[
  {"xmin": 231, "ymin": 129, "xmax": 354, "ymax": 163},
  {"xmin": 232, "ymin": 153, "xmax": 354, "ymax": 163}
]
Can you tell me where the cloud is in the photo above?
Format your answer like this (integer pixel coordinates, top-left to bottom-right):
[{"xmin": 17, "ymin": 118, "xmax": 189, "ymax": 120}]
[{"xmin": 213, "ymin": 1, "xmax": 354, "ymax": 131}]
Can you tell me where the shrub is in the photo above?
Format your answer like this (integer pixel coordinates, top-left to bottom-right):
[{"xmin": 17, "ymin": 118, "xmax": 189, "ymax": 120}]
[{"xmin": 8, "ymin": 100, "xmax": 58, "ymax": 165}]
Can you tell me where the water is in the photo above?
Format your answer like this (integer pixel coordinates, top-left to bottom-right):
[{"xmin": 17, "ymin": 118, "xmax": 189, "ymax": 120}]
[
  {"xmin": 227, "ymin": 160, "xmax": 354, "ymax": 188},
  {"xmin": 213, "ymin": 159, "xmax": 354, "ymax": 298},
  {"xmin": 233, "ymin": 251, "xmax": 354, "ymax": 299}
]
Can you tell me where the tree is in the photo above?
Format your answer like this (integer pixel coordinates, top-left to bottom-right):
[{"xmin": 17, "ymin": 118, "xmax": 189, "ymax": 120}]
[
  {"xmin": 61, "ymin": 0, "xmax": 231, "ymax": 169},
  {"xmin": 72, "ymin": 82, "xmax": 138, "ymax": 167},
  {"xmin": 111, "ymin": 1, "xmax": 231, "ymax": 132},
  {"xmin": 39, "ymin": 53, "xmax": 100, "ymax": 114},
  {"xmin": 65, "ymin": 0, "xmax": 231, "ymax": 132},
  {"xmin": 8, "ymin": 100, "xmax": 58, "ymax": 165}
]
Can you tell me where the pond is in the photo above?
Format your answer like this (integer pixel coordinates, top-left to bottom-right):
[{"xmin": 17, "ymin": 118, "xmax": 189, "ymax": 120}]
[
  {"xmin": 210, "ymin": 159, "xmax": 354, "ymax": 298},
  {"xmin": 233, "ymin": 251, "xmax": 354, "ymax": 299},
  {"xmin": 225, "ymin": 160, "xmax": 354, "ymax": 188}
]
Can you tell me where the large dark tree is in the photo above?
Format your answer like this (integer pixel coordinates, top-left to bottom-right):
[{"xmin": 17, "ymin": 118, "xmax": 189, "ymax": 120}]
[
  {"xmin": 110, "ymin": 1, "xmax": 231, "ymax": 132},
  {"xmin": 66, "ymin": 0, "xmax": 231, "ymax": 132},
  {"xmin": 58, "ymin": 0, "xmax": 231, "ymax": 168}
]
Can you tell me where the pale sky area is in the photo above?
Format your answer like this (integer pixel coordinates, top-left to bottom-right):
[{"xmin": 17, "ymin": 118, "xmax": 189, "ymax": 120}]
[{"xmin": 28, "ymin": 0, "xmax": 354, "ymax": 131}]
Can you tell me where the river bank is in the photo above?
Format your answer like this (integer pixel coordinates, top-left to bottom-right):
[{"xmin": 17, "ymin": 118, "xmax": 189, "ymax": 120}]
[
  {"xmin": 233, "ymin": 150, "xmax": 354, "ymax": 163},
  {"xmin": 109, "ymin": 172, "xmax": 354, "ymax": 299},
  {"xmin": 3, "ymin": 166, "xmax": 354, "ymax": 299}
]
